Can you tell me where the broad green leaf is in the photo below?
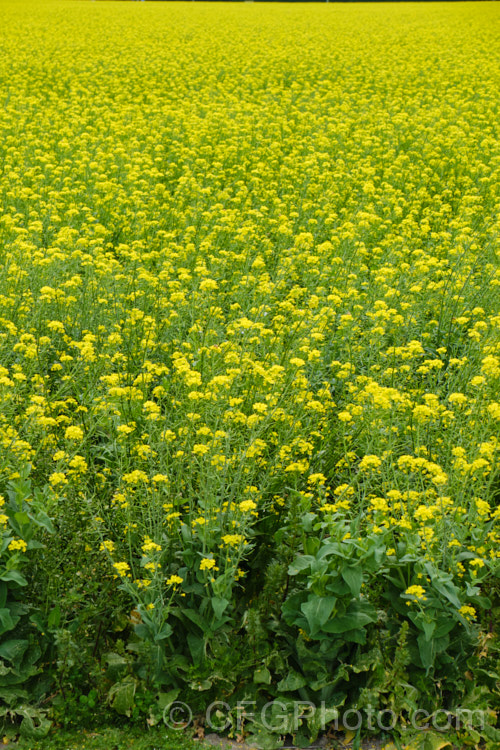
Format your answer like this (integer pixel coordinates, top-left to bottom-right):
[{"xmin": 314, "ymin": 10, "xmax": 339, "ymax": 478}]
[
  {"xmin": 0, "ymin": 639, "xmax": 29, "ymax": 665},
  {"xmin": 288, "ymin": 556, "xmax": 315, "ymax": 575},
  {"xmin": 322, "ymin": 610, "xmax": 376, "ymax": 634},
  {"xmin": 0, "ymin": 582, "xmax": 7, "ymax": 609},
  {"xmin": 277, "ymin": 670, "xmax": 307, "ymax": 692},
  {"xmin": 108, "ymin": 678, "xmax": 137, "ymax": 716},
  {"xmin": 341, "ymin": 565, "xmax": 363, "ymax": 596},
  {"xmin": 0, "ymin": 686, "xmax": 28, "ymax": 706},
  {"xmin": 253, "ymin": 666, "xmax": 272, "ymax": 684},
  {"xmin": 308, "ymin": 704, "xmax": 343, "ymax": 741},
  {"xmin": 180, "ymin": 607, "xmax": 208, "ymax": 632},
  {"xmin": 104, "ymin": 652, "xmax": 128, "ymax": 680},
  {"xmin": 0, "ymin": 608, "xmax": 17, "ymax": 636},
  {"xmin": 303, "ymin": 535, "xmax": 321, "ymax": 554},
  {"xmin": 30, "ymin": 509, "xmax": 55, "ymax": 534},
  {"xmin": 420, "ymin": 618, "xmax": 436, "ymax": 642},
  {"xmin": 211, "ymin": 596, "xmax": 229, "ymax": 620},
  {"xmin": 19, "ymin": 713, "xmax": 52, "ymax": 739},
  {"xmin": 417, "ymin": 633, "xmax": 434, "ymax": 672},
  {"xmin": 429, "ymin": 578, "xmax": 461, "ymax": 609},
  {"xmin": 301, "ymin": 595, "xmax": 336, "ymax": 633},
  {"xmin": 133, "ymin": 623, "xmax": 152, "ymax": 640},
  {"xmin": 48, "ymin": 605, "xmax": 61, "ymax": 629},
  {"xmin": 0, "ymin": 570, "xmax": 27, "ymax": 586},
  {"xmin": 154, "ymin": 623, "xmax": 173, "ymax": 642},
  {"xmin": 405, "ymin": 730, "xmax": 452, "ymax": 750},
  {"xmin": 187, "ymin": 632, "xmax": 205, "ymax": 666},
  {"xmin": 156, "ymin": 688, "xmax": 180, "ymax": 710},
  {"xmin": 434, "ymin": 619, "xmax": 456, "ymax": 638}
]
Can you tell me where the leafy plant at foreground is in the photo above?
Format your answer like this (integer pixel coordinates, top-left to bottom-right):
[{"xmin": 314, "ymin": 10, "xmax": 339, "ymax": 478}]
[{"xmin": 0, "ymin": 467, "xmax": 54, "ymax": 739}]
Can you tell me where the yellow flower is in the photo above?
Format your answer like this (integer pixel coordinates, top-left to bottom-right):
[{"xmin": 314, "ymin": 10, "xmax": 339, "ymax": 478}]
[
  {"xmin": 221, "ymin": 534, "xmax": 244, "ymax": 547},
  {"xmin": 117, "ymin": 424, "xmax": 135, "ymax": 435},
  {"xmin": 200, "ymin": 558, "xmax": 216, "ymax": 571},
  {"xmin": 166, "ymin": 574, "xmax": 183, "ymax": 586},
  {"xmin": 69, "ymin": 455, "xmax": 88, "ymax": 473},
  {"xmin": 238, "ymin": 499, "xmax": 257, "ymax": 513},
  {"xmin": 142, "ymin": 537, "xmax": 162, "ymax": 554},
  {"xmin": 8, "ymin": 539, "xmax": 27, "ymax": 553},
  {"xmin": 100, "ymin": 540, "xmax": 115, "ymax": 553},
  {"xmin": 112, "ymin": 561, "xmax": 131, "ymax": 577},
  {"xmin": 192, "ymin": 443, "xmax": 210, "ymax": 456},
  {"xmin": 49, "ymin": 472, "xmax": 67, "ymax": 486},
  {"xmin": 338, "ymin": 411, "xmax": 353, "ymax": 422},
  {"xmin": 152, "ymin": 473, "xmax": 169, "ymax": 483},
  {"xmin": 64, "ymin": 425, "xmax": 84, "ymax": 441},
  {"xmin": 404, "ymin": 585, "xmax": 427, "ymax": 601},
  {"xmin": 122, "ymin": 470, "xmax": 149, "ymax": 484},
  {"xmin": 358, "ymin": 455, "xmax": 382, "ymax": 472},
  {"xmin": 459, "ymin": 605, "xmax": 476, "ymax": 620}
]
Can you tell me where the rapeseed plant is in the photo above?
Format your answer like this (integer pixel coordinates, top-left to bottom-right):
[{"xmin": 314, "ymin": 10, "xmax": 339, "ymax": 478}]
[{"xmin": 0, "ymin": 0, "xmax": 499, "ymax": 739}]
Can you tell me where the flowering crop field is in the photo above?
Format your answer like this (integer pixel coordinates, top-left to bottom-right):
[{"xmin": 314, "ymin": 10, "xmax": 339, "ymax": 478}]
[{"xmin": 1, "ymin": 0, "xmax": 500, "ymax": 745}]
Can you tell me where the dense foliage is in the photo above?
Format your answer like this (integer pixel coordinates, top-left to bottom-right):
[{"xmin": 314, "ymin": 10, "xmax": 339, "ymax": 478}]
[{"xmin": 0, "ymin": 1, "xmax": 499, "ymax": 747}]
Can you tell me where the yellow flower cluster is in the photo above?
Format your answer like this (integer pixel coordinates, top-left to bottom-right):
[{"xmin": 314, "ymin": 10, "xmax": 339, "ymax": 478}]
[
  {"xmin": 405, "ymin": 585, "xmax": 427, "ymax": 602},
  {"xmin": 8, "ymin": 539, "xmax": 28, "ymax": 553},
  {"xmin": 0, "ymin": 0, "xmax": 498, "ymax": 610}
]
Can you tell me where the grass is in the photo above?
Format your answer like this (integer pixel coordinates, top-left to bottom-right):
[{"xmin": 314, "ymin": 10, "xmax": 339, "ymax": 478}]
[{"xmin": 12, "ymin": 726, "xmax": 207, "ymax": 750}]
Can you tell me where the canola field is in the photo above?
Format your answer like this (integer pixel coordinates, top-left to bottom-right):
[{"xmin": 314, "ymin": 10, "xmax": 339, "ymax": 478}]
[{"xmin": 0, "ymin": 0, "xmax": 500, "ymax": 740}]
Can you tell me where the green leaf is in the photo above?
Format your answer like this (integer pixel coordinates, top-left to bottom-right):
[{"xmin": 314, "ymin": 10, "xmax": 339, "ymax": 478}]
[
  {"xmin": 156, "ymin": 688, "xmax": 180, "ymax": 710},
  {"xmin": 187, "ymin": 632, "xmax": 205, "ymax": 666},
  {"xmin": 288, "ymin": 556, "xmax": 315, "ymax": 575},
  {"xmin": 405, "ymin": 730, "xmax": 452, "ymax": 750},
  {"xmin": 277, "ymin": 670, "xmax": 307, "ymax": 692},
  {"xmin": 253, "ymin": 667, "xmax": 271, "ymax": 685},
  {"xmin": 308, "ymin": 704, "xmax": 343, "ymax": 741},
  {"xmin": 154, "ymin": 623, "xmax": 173, "ymax": 642},
  {"xmin": 417, "ymin": 633, "xmax": 434, "ymax": 672},
  {"xmin": 429, "ymin": 577, "xmax": 461, "ymax": 609},
  {"xmin": 0, "ymin": 582, "xmax": 7, "ymax": 609},
  {"xmin": 281, "ymin": 591, "xmax": 308, "ymax": 622},
  {"xmin": 434, "ymin": 619, "xmax": 456, "ymax": 638},
  {"xmin": 483, "ymin": 724, "xmax": 500, "ymax": 742},
  {"xmin": 19, "ymin": 712, "xmax": 51, "ymax": 739},
  {"xmin": 30, "ymin": 509, "xmax": 55, "ymax": 534},
  {"xmin": 0, "ymin": 608, "xmax": 17, "ymax": 636},
  {"xmin": 104, "ymin": 652, "xmax": 128, "ymax": 680},
  {"xmin": 0, "ymin": 686, "xmax": 28, "ymax": 706},
  {"xmin": 108, "ymin": 678, "xmax": 137, "ymax": 716},
  {"xmin": 211, "ymin": 596, "xmax": 229, "ymax": 620},
  {"xmin": 14, "ymin": 509, "xmax": 29, "ymax": 522},
  {"xmin": 301, "ymin": 596, "xmax": 336, "ymax": 634},
  {"xmin": 322, "ymin": 609, "xmax": 376, "ymax": 634},
  {"xmin": 325, "ymin": 578, "xmax": 351, "ymax": 597},
  {"xmin": 26, "ymin": 540, "xmax": 44, "ymax": 551},
  {"xmin": 0, "ymin": 639, "xmax": 29, "ymax": 665},
  {"xmin": 133, "ymin": 622, "xmax": 154, "ymax": 640},
  {"xmin": 420, "ymin": 618, "xmax": 436, "ymax": 642},
  {"xmin": 0, "ymin": 570, "xmax": 27, "ymax": 586},
  {"xmin": 341, "ymin": 565, "xmax": 363, "ymax": 596},
  {"xmin": 317, "ymin": 543, "xmax": 349, "ymax": 561},
  {"xmin": 179, "ymin": 607, "xmax": 209, "ymax": 632},
  {"xmin": 48, "ymin": 605, "xmax": 61, "ymax": 629},
  {"xmin": 303, "ymin": 535, "xmax": 321, "ymax": 555}
]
